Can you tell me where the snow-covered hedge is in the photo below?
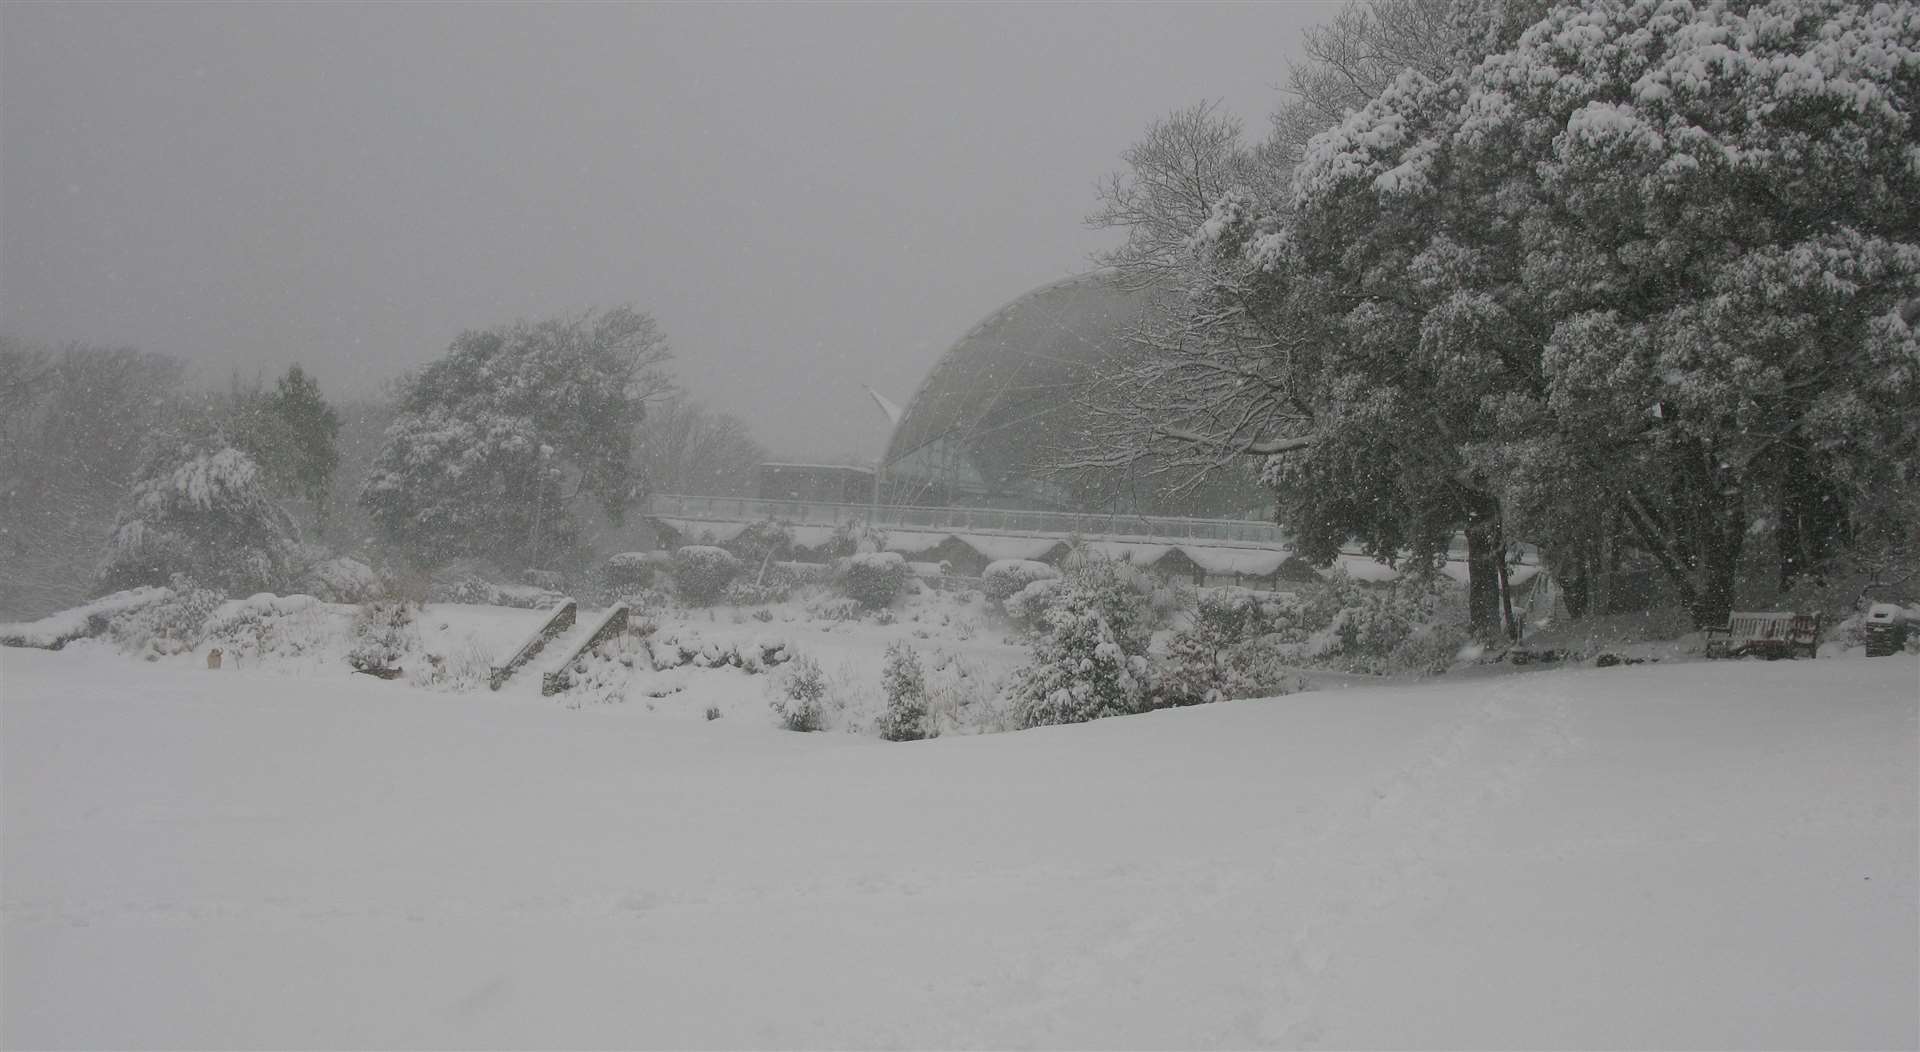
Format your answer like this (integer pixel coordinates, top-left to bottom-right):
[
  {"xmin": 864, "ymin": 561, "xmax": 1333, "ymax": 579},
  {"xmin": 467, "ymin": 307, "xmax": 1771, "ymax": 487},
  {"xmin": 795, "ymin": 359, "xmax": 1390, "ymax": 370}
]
[
  {"xmin": 839, "ymin": 551, "xmax": 908, "ymax": 609},
  {"xmin": 106, "ymin": 577, "xmax": 225, "ymax": 659},
  {"xmin": 673, "ymin": 546, "xmax": 742, "ymax": 605},
  {"xmin": 0, "ymin": 586, "xmax": 173, "ymax": 650},
  {"xmin": 603, "ymin": 552, "xmax": 660, "ymax": 592},
  {"xmin": 983, "ymin": 559, "xmax": 1060, "ymax": 607}
]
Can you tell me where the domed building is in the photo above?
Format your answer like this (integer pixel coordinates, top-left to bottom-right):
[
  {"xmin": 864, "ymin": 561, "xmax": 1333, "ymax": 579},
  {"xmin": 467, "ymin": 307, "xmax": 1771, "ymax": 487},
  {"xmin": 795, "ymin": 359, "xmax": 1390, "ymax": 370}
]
[{"xmin": 881, "ymin": 271, "xmax": 1263, "ymax": 517}]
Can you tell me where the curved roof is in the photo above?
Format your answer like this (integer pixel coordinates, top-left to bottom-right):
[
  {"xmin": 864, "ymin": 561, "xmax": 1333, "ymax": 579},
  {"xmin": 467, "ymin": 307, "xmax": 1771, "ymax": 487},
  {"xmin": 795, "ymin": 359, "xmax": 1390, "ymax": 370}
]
[{"xmin": 883, "ymin": 272, "xmax": 1153, "ymax": 506}]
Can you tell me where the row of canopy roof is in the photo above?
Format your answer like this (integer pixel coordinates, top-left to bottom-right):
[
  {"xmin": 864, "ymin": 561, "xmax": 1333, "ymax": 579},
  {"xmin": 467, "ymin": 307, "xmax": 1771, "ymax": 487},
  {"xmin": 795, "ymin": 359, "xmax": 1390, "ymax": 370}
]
[{"xmin": 653, "ymin": 518, "xmax": 1541, "ymax": 589}]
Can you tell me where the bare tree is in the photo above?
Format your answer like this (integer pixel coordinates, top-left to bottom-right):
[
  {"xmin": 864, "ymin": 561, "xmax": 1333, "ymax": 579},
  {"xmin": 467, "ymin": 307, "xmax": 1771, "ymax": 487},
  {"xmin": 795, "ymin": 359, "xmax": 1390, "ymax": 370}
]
[
  {"xmin": 636, "ymin": 394, "xmax": 769, "ymax": 499},
  {"xmin": 1085, "ymin": 100, "xmax": 1276, "ymax": 291}
]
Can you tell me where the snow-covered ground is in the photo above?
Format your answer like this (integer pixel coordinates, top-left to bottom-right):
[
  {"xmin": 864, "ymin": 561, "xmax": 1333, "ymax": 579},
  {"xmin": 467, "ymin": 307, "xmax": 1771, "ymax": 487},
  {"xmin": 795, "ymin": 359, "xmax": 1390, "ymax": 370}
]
[{"xmin": 2, "ymin": 647, "xmax": 1914, "ymax": 1049}]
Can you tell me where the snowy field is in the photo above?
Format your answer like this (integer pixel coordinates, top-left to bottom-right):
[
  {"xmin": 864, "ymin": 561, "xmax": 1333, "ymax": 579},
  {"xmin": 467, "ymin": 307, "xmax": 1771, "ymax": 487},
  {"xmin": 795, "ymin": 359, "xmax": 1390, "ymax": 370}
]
[{"xmin": 2, "ymin": 648, "xmax": 1915, "ymax": 1049}]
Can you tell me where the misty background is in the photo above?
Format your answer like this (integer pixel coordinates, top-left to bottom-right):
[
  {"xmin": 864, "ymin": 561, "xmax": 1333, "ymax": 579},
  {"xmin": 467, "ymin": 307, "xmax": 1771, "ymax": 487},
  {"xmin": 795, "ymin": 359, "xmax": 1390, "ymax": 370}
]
[{"xmin": 2, "ymin": 1, "xmax": 1340, "ymax": 461}]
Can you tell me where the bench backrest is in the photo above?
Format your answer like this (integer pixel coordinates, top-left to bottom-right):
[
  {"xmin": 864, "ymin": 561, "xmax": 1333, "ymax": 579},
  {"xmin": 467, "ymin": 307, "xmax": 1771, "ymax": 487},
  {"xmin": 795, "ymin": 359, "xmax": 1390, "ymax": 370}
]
[{"xmin": 1725, "ymin": 611, "xmax": 1820, "ymax": 643}]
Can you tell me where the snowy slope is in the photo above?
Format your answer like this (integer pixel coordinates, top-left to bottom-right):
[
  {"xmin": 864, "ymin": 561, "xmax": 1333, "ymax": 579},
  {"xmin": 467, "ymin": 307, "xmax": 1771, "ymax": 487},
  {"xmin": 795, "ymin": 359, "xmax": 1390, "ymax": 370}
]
[{"xmin": 2, "ymin": 649, "xmax": 1914, "ymax": 1049}]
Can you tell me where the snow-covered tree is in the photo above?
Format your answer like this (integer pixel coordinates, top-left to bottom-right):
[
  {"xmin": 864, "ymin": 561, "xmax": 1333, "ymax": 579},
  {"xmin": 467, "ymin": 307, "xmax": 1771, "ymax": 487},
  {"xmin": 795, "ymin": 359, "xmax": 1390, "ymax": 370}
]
[
  {"xmin": 635, "ymin": 394, "xmax": 768, "ymax": 498},
  {"xmin": 1, "ymin": 341, "xmax": 186, "ymax": 618},
  {"xmin": 1451, "ymin": 0, "xmax": 1920, "ymax": 624},
  {"xmin": 96, "ymin": 444, "xmax": 296, "ymax": 597},
  {"xmin": 878, "ymin": 641, "xmax": 931, "ymax": 741},
  {"xmin": 1012, "ymin": 554, "xmax": 1154, "ymax": 728},
  {"xmin": 360, "ymin": 306, "xmax": 672, "ymax": 567}
]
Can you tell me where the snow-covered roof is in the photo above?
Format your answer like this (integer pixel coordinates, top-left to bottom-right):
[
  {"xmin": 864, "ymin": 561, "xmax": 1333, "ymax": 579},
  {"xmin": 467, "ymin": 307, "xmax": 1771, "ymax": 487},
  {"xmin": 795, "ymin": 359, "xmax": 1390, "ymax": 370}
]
[
  {"xmin": 954, "ymin": 534, "xmax": 1066, "ymax": 562},
  {"xmin": 1082, "ymin": 540, "xmax": 1175, "ymax": 565},
  {"xmin": 658, "ymin": 519, "xmax": 749, "ymax": 544},
  {"xmin": 1179, "ymin": 546, "xmax": 1295, "ymax": 577},
  {"xmin": 882, "ymin": 530, "xmax": 955, "ymax": 554}
]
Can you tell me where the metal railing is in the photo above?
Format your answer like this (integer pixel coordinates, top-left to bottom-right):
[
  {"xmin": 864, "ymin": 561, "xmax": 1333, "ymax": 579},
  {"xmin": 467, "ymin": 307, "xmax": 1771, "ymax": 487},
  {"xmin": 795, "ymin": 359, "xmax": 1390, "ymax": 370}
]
[{"xmin": 647, "ymin": 493, "xmax": 1290, "ymax": 546}]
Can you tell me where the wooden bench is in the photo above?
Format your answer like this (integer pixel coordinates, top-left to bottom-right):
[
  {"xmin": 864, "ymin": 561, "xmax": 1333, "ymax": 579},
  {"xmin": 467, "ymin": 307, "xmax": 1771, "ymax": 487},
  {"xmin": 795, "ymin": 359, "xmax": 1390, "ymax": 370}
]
[{"xmin": 1703, "ymin": 611, "xmax": 1821, "ymax": 660}]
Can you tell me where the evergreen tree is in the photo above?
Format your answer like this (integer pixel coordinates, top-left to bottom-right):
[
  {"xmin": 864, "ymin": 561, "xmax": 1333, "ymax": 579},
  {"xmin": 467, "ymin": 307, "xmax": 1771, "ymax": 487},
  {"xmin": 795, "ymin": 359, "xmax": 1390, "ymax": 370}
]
[{"xmin": 360, "ymin": 306, "xmax": 672, "ymax": 567}]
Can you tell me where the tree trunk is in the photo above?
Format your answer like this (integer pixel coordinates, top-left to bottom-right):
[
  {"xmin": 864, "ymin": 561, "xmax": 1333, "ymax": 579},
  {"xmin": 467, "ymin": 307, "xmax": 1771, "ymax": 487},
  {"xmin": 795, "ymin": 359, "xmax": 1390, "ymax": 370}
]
[{"xmin": 1463, "ymin": 500, "xmax": 1503, "ymax": 641}]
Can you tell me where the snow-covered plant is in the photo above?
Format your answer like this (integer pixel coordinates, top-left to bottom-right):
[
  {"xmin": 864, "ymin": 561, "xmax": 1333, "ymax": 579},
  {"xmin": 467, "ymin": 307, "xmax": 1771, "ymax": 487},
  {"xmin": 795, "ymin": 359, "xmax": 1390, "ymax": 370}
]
[
  {"xmin": 722, "ymin": 560, "xmax": 801, "ymax": 606},
  {"xmin": 359, "ymin": 306, "xmax": 671, "ymax": 567},
  {"xmin": 295, "ymin": 551, "xmax": 384, "ymax": 603},
  {"xmin": 673, "ymin": 545, "xmax": 742, "ymax": 605},
  {"xmin": 823, "ymin": 520, "xmax": 888, "ymax": 559},
  {"xmin": 106, "ymin": 574, "xmax": 222, "ymax": 659},
  {"xmin": 877, "ymin": 641, "xmax": 930, "ymax": 741},
  {"xmin": 771, "ymin": 655, "xmax": 829, "ymax": 731},
  {"xmin": 1002, "ymin": 577, "xmax": 1066, "ymax": 633},
  {"xmin": 603, "ymin": 552, "xmax": 658, "ymax": 593},
  {"xmin": 1012, "ymin": 554, "xmax": 1153, "ymax": 728},
  {"xmin": 722, "ymin": 520, "xmax": 795, "ymax": 567},
  {"xmin": 202, "ymin": 593, "xmax": 336, "ymax": 665},
  {"xmin": 97, "ymin": 445, "xmax": 296, "ymax": 598},
  {"xmin": 982, "ymin": 559, "xmax": 1060, "ymax": 608},
  {"xmin": 347, "ymin": 599, "xmax": 418, "ymax": 672},
  {"xmin": 839, "ymin": 551, "xmax": 908, "ymax": 610},
  {"xmin": 1150, "ymin": 588, "xmax": 1270, "ymax": 708},
  {"xmin": 408, "ymin": 634, "xmax": 495, "ymax": 692}
]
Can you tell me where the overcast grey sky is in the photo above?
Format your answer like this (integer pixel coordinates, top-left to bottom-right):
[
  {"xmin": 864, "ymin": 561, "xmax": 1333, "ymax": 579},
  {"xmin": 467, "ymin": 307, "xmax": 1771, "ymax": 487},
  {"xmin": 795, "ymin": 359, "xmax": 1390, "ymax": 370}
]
[{"xmin": 2, "ymin": 1, "xmax": 1339, "ymax": 459}]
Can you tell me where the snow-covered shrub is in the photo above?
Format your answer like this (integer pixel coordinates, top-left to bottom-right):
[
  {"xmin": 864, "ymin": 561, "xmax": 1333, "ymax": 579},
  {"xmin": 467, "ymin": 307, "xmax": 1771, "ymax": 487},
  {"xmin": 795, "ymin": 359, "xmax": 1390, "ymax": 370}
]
[
  {"xmin": 106, "ymin": 575, "xmax": 223, "ymax": 658},
  {"xmin": 1387, "ymin": 623, "xmax": 1473, "ymax": 676},
  {"xmin": 839, "ymin": 551, "xmax": 908, "ymax": 609},
  {"xmin": 296, "ymin": 553, "xmax": 384, "ymax": 603},
  {"xmin": 97, "ymin": 446, "xmax": 295, "ymax": 597},
  {"xmin": 1151, "ymin": 589, "xmax": 1311, "ymax": 708},
  {"xmin": 203, "ymin": 593, "xmax": 337, "ymax": 665},
  {"xmin": 1012, "ymin": 554, "xmax": 1153, "ymax": 728},
  {"xmin": 603, "ymin": 552, "xmax": 658, "ymax": 592},
  {"xmin": 406, "ymin": 633, "xmax": 495, "ymax": 692},
  {"xmin": 673, "ymin": 545, "xmax": 742, "ymax": 605},
  {"xmin": 804, "ymin": 592, "xmax": 864, "ymax": 621},
  {"xmin": 983, "ymin": 559, "xmax": 1059, "ymax": 608},
  {"xmin": 771, "ymin": 655, "xmax": 829, "ymax": 731},
  {"xmin": 523, "ymin": 568, "xmax": 566, "ymax": 592},
  {"xmin": 348, "ymin": 599, "xmax": 418, "ymax": 672},
  {"xmin": 1003, "ymin": 577, "xmax": 1066, "ymax": 633},
  {"xmin": 647, "ymin": 630, "xmax": 791, "ymax": 673},
  {"xmin": 823, "ymin": 520, "xmax": 888, "ymax": 559},
  {"xmin": 722, "ymin": 520, "xmax": 795, "ymax": 567},
  {"xmin": 877, "ymin": 641, "xmax": 930, "ymax": 741},
  {"xmin": 722, "ymin": 560, "xmax": 801, "ymax": 606},
  {"xmin": 1295, "ymin": 571, "xmax": 1446, "ymax": 673},
  {"xmin": 0, "ymin": 587, "xmax": 172, "ymax": 650}
]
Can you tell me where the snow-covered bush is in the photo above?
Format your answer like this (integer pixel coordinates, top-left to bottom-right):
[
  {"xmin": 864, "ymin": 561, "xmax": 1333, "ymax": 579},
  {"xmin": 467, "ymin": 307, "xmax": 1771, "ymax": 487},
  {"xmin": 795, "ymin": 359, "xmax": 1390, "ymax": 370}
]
[
  {"xmin": 803, "ymin": 592, "xmax": 864, "ymax": 622},
  {"xmin": 722, "ymin": 560, "xmax": 802, "ymax": 606},
  {"xmin": 877, "ymin": 641, "xmax": 930, "ymax": 742},
  {"xmin": 408, "ymin": 634, "xmax": 495, "ymax": 693},
  {"xmin": 203, "ymin": 593, "xmax": 337, "ymax": 665},
  {"xmin": 1002, "ymin": 577, "xmax": 1067, "ymax": 633},
  {"xmin": 648, "ymin": 630, "xmax": 791, "ymax": 673},
  {"xmin": 0, "ymin": 587, "xmax": 172, "ymax": 650},
  {"xmin": 296, "ymin": 553, "xmax": 384, "ymax": 603},
  {"xmin": 1150, "ymin": 589, "xmax": 1313, "ymax": 708},
  {"xmin": 603, "ymin": 552, "xmax": 658, "ymax": 592},
  {"xmin": 673, "ymin": 545, "xmax": 742, "ymax": 605},
  {"xmin": 97, "ymin": 446, "xmax": 295, "ymax": 598},
  {"xmin": 771, "ymin": 655, "xmax": 829, "ymax": 731},
  {"xmin": 1012, "ymin": 554, "xmax": 1153, "ymax": 728},
  {"xmin": 823, "ymin": 520, "xmax": 888, "ymax": 559},
  {"xmin": 839, "ymin": 551, "xmax": 908, "ymax": 609},
  {"xmin": 1296, "ymin": 571, "xmax": 1445, "ymax": 673},
  {"xmin": 983, "ymin": 559, "xmax": 1059, "ymax": 608},
  {"xmin": 1387, "ymin": 623, "xmax": 1473, "ymax": 676},
  {"xmin": 722, "ymin": 520, "xmax": 795, "ymax": 567},
  {"xmin": 347, "ymin": 599, "xmax": 418, "ymax": 672},
  {"xmin": 105, "ymin": 575, "xmax": 223, "ymax": 658}
]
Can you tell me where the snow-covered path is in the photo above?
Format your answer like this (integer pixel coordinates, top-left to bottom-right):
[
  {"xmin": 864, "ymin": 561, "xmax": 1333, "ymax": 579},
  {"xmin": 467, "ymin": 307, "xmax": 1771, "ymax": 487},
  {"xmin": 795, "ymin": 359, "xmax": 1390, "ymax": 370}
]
[{"xmin": 3, "ymin": 649, "xmax": 1915, "ymax": 1049}]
